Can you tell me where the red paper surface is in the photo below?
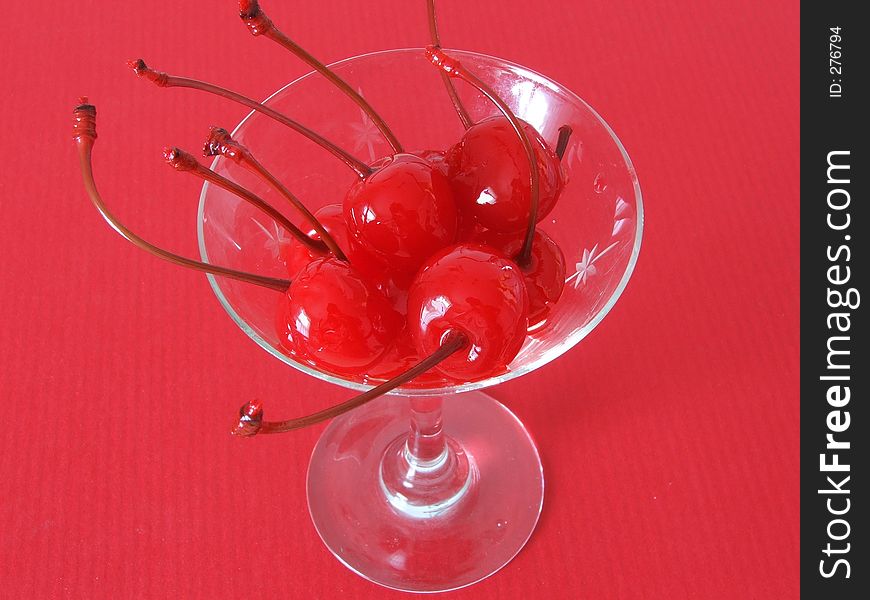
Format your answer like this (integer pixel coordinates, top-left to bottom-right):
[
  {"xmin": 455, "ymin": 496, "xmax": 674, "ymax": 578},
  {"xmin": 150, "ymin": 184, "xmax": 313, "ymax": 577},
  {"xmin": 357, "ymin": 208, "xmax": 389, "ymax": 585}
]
[{"xmin": 0, "ymin": 1, "xmax": 799, "ymax": 597}]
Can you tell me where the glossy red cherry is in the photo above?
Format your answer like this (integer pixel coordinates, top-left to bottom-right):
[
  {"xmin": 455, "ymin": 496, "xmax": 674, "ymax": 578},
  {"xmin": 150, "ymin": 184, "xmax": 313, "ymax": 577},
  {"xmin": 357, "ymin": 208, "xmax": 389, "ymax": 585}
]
[
  {"xmin": 367, "ymin": 149, "xmax": 447, "ymax": 176},
  {"xmin": 456, "ymin": 206, "xmax": 487, "ymax": 242},
  {"xmin": 448, "ymin": 116, "xmax": 563, "ymax": 233},
  {"xmin": 282, "ymin": 204, "xmax": 413, "ymax": 312},
  {"xmin": 344, "ymin": 153, "xmax": 458, "ymax": 274},
  {"xmin": 475, "ymin": 228, "xmax": 566, "ymax": 328},
  {"xmin": 418, "ymin": 148, "xmax": 450, "ymax": 177},
  {"xmin": 277, "ymin": 257, "xmax": 402, "ymax": 375},
  {"xmin": 367, "ymin": 327, "xmax": 419, "ymax": 378},
  {"xmin": 282, "ymin": 204, "xmax": 340, "ymax": 278},
  {"xmin": 363, "ymin": 326, "xmax": 434, "ymax": 385},
  {"xmin": 445, "ymin": 143, "xmax": 482, "ymax": 241},
  {"xmin": 282, "ymin": 204, "xmax": 381, "ymax": 280},
  {"xmin": 407, "ymin": 244, "xmax": 529, "ymax": 381}
]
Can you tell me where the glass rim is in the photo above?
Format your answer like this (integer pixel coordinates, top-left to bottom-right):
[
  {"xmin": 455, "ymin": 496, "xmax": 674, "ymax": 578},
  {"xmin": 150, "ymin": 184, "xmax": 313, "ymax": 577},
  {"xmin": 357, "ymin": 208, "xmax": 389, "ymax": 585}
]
[{"xmin": 197, "ymin": 47, "xmax": 644, "ymax": 397}]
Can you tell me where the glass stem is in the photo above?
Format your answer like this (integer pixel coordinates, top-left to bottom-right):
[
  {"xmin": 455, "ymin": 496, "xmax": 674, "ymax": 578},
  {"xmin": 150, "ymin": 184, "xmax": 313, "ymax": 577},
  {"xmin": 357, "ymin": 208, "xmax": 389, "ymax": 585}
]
[
  {"xmin": 405, "ymin": 396, "xmax": 448, "ymax": 467},
  {"xmin": 379, "ymin": 395, "xmax": 475, "ymax": 518}
]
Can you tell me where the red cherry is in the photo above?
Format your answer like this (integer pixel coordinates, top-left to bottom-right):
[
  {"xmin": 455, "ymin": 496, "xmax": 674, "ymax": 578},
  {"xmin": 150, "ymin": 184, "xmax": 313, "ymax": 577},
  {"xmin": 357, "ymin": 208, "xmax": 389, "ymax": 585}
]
[
  {"xmin": 372, "ymin": 327, "xmax": 419, "ymax": 375},
  {"xmin": 344, "ymin": 153, "xmax": 458, "ymax": 274},
  {"xmin": 366, "ymin": 331, "xmax": 469, "ymax": 388},
  {"xmin": 456, "ymin": 209, "xmax": 487, "ymax": 242},
  {"xmin": 367, "ymin": 327, "xmax": 449, "ymax": 387},
  {"xmin": 367, "ymin": 149, "xmax": 447, "ymax": 176},
  {"xmin": 407, "ymin": 244, "xmax": 529, "ymax": 381},
  {"xmin": 280, "ymin": 233, "xmax": 313, "ymax": 280},
  {"xmin": 418, "ymin": 148, "xmax": 450, "ymax": 177},
  {"xmin": 475, "ymin": 228, "xmax": 566, "ymax": 328},
  {"xmin": 282, "ymin": 204, "xmax": 414, "ymax": 314},
  {"xmin": 448, "ymin": 116, "xmax": 563, "ymax": 233},
  {"xmin": 282, "ymin": 204, "xmax": 381, "ymax": 281},
  {"xmin": 277, "ymin": 257, "xmax": 402, "ymax": 375},
  {"xmin": 281, "ymin": 204, "xmax": 345, "ymax": 277}
]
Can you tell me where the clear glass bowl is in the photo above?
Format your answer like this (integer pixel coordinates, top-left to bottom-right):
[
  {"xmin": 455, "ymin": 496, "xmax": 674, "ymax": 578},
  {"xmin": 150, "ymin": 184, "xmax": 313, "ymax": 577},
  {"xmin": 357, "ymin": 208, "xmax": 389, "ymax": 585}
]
[
  {"xmin": 197, "ymin": 48, "xmax": 643, "ymax": 396},
  {"xmin": 197, "ymin": 48, "xmax": 642, "ymax": 592}
]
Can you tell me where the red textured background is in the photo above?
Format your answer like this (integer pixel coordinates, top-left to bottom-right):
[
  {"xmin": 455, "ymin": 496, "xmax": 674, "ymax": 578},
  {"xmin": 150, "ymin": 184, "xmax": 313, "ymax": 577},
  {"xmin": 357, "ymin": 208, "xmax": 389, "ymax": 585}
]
[{"xmin": 0, "ymin": 1, "xmax": 799, "ymax": 598}]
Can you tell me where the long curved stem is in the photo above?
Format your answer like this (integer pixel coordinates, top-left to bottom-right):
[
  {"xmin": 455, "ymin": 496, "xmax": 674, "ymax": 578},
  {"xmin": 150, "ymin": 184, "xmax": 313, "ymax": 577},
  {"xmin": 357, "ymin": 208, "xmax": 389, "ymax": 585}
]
[
  {"xmin": 163, "ymin": 147, "xmax": 329, "ymax": 256},
  {"xmin": 204, "ymin": 127, "xmax": 348, "ymax": 261},
  {"xmin": 426, "ymin": 0, "xmax": 473, "ymax": 129},
  {"xmin": 72, "ymin": 100, "xmax": 290, "ymax": 293},
  {"xmin": 238, "ymin": 0, "xmax": 404, "ymax": 154},
  {"xmin": 233, "ymin": 332, "xmax": 468, "ymax": 436},
  {"xmin": 426, "ymin": 47, "xmax": 540, "ymax": 267},
  {"xmin": 129, "ymin": 59, "xmax": 372, "ymax": 178}
]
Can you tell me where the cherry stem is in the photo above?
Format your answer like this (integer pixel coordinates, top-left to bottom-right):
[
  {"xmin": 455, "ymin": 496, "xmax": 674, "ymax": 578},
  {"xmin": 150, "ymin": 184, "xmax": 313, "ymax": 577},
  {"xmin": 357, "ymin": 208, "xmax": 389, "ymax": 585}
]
[
  {"xmin": 163, "ymin": 147, "xmax": 329, "ymax": 256},
  {"xmin": 426, "ymin": 47, "xmax": 540, "ymax": 267},
  {"xmin": 233, "ymin": 331, "xmax": 469, "ymax": 436},
  {"xmin": 72, "ymin": 100, "xmax": 290, "ymax": 293},
  {"xmin": 239, "ymin": 0, "xmax": 404, "ymax": 154},
  {"xmin": 128, "ymin": 59, "xmax": 372, "ymax": 178},
  {"xmin": 555, "ymin": 125, "xmax": 572, "ymax": 161},
  {"xmin": 426, "ymin": 0, "xmax": 473, "ymax": 129},
  {"xmin": 203, "ymin": 127, "xmax": 349, "ymax": 261}
]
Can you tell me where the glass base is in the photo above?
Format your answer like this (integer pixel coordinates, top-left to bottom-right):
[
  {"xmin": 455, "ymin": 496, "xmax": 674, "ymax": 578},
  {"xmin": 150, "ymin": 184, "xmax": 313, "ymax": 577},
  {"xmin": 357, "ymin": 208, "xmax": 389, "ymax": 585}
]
[{"xmin": 306, "ymin": 391, "xmax": 544, "ymax": 593}]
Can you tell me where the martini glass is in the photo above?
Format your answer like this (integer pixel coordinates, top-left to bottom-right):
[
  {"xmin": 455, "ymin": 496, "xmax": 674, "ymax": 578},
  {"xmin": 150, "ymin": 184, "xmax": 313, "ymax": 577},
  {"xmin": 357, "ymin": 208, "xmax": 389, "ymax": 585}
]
[{"xmin": 198, "ymin": 48, "xmax": 642, "ymax": 592}]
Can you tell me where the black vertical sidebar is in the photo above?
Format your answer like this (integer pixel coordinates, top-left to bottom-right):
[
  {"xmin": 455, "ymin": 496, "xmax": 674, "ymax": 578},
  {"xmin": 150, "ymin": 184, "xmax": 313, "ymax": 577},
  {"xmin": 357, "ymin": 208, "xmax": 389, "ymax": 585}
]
[{"xmin": 801, "ymin": 3, "xmax": 866, "ymax": 598}]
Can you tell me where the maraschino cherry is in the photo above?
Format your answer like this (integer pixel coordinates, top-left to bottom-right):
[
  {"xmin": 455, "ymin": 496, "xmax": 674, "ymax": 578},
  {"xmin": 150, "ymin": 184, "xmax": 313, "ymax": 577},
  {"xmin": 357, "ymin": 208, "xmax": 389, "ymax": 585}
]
[
  {"xmin": 279, "ymin": 202, "xmax": 395, "ymax": 305},
  {"xmin": 447, "ymin": 116, "xmax": 564, "ymax": 233},
  {"xmin": 426, "ymin": 47, "xmax": 569, "ymax": 329},
  {"xmin": 426, "ymin": 47, "xmax": 568, "ymax": 268},
  {"xmin": 236, "ymin": 242, "xmax": 533, "ymax": 435},
  {"xmin": 281, "ymin": 204, "xmax": 347, "ymax": 277},
  {"xmin": 76, "ymin": 0, "xmax": 580, "ymax": 441},
  {"xmin": 234, "ymin": 1, "xmax": 461, "ymax": 278},
  {"xmin": 407, "ymin": 244, "xmax": 529, "ymax": 380},
  {"xmin": 344, "ymin": 153, "xmax": 458, "ymax": 276},
  {"xmin": 475, "ymin": 229, "xmax": 566, "ymax": 328},
  {"xmin": 418, "ymin": 148, "xmax": 451, "ymax": 177},
  {"xmin": 365, "ymin": 326, "xmax": 427, "ymax": 382},
  {"xmin": 277, "ymin": 257, "xmax": 402, "ymax": 375}
]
